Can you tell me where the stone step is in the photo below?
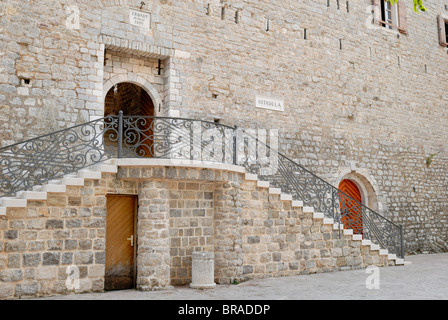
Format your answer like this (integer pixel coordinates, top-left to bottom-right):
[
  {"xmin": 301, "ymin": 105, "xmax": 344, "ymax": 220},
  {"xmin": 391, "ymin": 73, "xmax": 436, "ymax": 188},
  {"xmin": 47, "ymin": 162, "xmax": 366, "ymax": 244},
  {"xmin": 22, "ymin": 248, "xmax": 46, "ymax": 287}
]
[
  {"xmin": 291, "ymin": 200, "xmax": 304, "ymax": 208},
  {"xmin": 61, "ymin": 177, "xmax": 85, "ymax": 186},
  {"xmin": 303, "ymin": 207, "xmax": 314, "ymax": 213},
  {"xmin": 17, "ymin": 191, "xmax": 47, "ymax": 201},
  {"xmin": 257, "ymin": 180, "xmax": 270, "ymax": 188},
  {"xmin": 0, "ymin": 198, "xmax": 27, "ymax": 208},
  {"xmin": 245, "ymin": 174, "xmax": 258, "ymax": 181},
  {"xmin": 333, "ymin": 223, "xmax": 344, "ymax": 230},
  {"xmin": 78, "ymin": 170, "xmax": 102, "ymax": 180},
  {"xmin": 95, "ymin": 164, "xmax": 118, "ymax": 174},
  {"xmin": 0, "ymin": 207, "xmax": 6, "ymax": 216},
  {"xmin": 352, "ymin": 234, "xmax": 363, "ymax": 241},
  {"xmin": 268, "ymin": 188, "xmax": 281, "ymax": 195},
  {"xmin": 280, "ymin": 194, "xmax": 293, "ymax": 201},
  {"xmin": 313, "ymin": 212, "xmax": 324, "ymax": 219},
  {"xmin": 42, "ymin": 184, "xmax": 67, "ymax": 193}
]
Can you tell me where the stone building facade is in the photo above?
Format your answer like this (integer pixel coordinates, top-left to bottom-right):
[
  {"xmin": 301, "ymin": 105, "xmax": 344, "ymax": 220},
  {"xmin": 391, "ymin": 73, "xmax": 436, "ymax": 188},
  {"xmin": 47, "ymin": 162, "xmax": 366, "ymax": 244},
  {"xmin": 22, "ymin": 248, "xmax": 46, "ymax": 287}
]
[
  {"xmin": 0, "ymin": 0, "xmax": 448, "ymax": 298},
  {"xmin": 0, "ymin": 162, "xmax": 396, "ymax": 298}
]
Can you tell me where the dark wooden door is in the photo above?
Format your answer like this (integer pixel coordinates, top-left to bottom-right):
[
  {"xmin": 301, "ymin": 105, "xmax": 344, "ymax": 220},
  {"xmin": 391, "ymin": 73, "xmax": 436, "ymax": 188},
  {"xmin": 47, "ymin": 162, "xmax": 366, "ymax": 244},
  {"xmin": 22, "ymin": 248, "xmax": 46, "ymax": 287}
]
[
  {"xmin": 105, "ymin": 195, "xmax": 137, "ymax": 291},
  {"xmin": 339, "ymin": 180, "xmax": 363, "ymax": 235}
]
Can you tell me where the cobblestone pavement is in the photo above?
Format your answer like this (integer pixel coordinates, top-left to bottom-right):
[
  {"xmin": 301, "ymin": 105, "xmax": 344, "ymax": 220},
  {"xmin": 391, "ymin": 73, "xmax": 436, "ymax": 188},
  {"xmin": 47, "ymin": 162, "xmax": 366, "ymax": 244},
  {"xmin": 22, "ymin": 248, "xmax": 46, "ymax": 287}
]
[{"xmin": 33, "ymin": 253, "xmax": 448, "ymax": 300}]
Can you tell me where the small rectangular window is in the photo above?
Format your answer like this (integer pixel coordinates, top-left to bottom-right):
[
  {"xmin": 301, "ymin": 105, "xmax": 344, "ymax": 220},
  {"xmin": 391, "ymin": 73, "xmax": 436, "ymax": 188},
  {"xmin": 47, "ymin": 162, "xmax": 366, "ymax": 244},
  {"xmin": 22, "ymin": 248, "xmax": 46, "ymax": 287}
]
[
  {"xmin": 373, "ymin": 0, "xmax": 407, "ymax": 34},
  {"xmin": 438, "ymin": 15, "xmax": 448, "ymax": 47},
  {"xmin": 445, "ymin": 20, "xmax": 448, "ymax": 43},
  {"xmin": 380, "ymin": 0, "xmax": 398, "ymax": 29}
]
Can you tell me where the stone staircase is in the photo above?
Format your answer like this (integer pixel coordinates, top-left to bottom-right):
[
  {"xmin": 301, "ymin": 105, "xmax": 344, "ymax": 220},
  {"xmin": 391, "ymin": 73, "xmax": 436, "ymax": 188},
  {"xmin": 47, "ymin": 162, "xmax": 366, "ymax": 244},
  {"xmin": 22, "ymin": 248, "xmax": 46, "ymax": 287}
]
[
  {"xmin": 0, "ymin": 160, "xmax": 407, "ymax": 267},
  {"xmin": 0, "ymin": 164, "xmax": 118, "ymax": 215}
]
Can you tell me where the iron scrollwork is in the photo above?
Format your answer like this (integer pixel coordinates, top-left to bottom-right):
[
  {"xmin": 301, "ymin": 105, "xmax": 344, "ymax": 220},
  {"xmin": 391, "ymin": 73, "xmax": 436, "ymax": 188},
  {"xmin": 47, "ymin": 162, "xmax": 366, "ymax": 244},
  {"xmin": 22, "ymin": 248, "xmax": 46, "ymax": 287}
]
[{"xmin": 0, "ymin": 114, "xmax": 404, "ymax": 258}]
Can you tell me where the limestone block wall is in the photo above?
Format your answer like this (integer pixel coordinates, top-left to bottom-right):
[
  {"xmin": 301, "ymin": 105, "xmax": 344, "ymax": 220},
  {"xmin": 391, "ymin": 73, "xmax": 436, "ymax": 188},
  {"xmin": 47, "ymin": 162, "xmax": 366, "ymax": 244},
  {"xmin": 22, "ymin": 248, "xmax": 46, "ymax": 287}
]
[
  {"xmin": 0, "ymin": 165, "xmax": 395, "ymax": 299},
  {"xmin": 168, "ymin": 181, "xmax": 215, "ymax": 286},
  {"xmin": 0, "ymin": 0, "xmax": 105, "ymax": 145},
  {"xmin": 1, "ymin": 0, "xmax": 448, "ymax": 254},
  {"xmin": 103, "ymin": 50, "xmax": 165, "ymax": 114},
  {"xmin": 213, "ymin": 177, "xmax": 389, "ymax": 285},
  {"xmin": 0, "ymin": 176, "xmax": 137, "ymax": 299}
]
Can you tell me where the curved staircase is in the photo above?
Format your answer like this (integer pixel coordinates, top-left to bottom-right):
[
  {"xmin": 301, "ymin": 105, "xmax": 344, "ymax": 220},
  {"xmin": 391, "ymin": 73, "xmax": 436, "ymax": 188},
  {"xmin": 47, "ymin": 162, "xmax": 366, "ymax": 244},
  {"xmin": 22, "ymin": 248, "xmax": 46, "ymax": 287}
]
[
  {"xmin": 0, "ymin": 114, "xmax": 406, "ymax": 262},
  {"xmin": 0, "ymin": 158, "xmax": 407, "ymax": 267}
]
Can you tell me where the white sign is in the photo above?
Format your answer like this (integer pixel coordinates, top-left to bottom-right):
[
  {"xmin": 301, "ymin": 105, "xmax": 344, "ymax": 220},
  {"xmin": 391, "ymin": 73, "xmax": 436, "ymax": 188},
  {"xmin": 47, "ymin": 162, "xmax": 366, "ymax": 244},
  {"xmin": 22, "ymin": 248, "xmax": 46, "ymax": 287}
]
[
  {"xmin": 130, "ymin": 10, "xmax": 151, "ymax": 30},
  {"xmin": 255, "ymin": 96, "xmax": 285, "ymax": 112}
]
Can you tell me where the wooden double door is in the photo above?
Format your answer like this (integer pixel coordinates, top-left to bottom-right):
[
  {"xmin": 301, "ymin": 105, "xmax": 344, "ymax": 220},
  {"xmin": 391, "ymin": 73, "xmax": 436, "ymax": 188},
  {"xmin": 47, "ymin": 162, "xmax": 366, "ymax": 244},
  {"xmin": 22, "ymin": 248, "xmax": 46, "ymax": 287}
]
[{"xmin": 105, "ymin": 195, "xmax": 138, "ymax": 291}]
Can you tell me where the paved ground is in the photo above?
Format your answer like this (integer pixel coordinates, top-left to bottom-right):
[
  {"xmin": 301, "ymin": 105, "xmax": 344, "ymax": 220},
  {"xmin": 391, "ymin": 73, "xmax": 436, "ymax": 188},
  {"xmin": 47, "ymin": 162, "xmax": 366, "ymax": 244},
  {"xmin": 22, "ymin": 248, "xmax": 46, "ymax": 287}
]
[{"xmin": 34, "ymin": 253, "xmax": 448, "ymax": 300}]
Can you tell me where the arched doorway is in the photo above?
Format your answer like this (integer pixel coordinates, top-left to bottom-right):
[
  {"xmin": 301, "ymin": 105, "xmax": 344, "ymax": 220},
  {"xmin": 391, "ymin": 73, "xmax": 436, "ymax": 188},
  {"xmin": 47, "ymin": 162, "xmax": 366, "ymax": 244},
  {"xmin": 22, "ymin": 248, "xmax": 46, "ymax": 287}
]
[
  {"xmin": 339, "ymin": 179, "xmax": 363, "ymax": 235},
  {"xmin": 104, "ymin": 83, "xmax": 155, "ymax": 157},
  {"xmin": 105, "ymin": 82, "xmax": 155, "ymax": 118}
]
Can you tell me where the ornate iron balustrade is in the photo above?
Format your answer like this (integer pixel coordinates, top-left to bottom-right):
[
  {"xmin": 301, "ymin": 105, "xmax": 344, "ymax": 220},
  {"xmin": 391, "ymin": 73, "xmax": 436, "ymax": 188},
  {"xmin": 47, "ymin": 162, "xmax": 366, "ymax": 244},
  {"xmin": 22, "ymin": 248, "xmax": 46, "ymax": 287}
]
[
  {"xmin": 237, "ymin": 135, "xmax": 404, "ymax": 258},
  {"xmin": 0, "ymin": 113, "xmax": 404, "ymax": 258},
  {"xmin": 0, "ymin": 117, "xmax": 115, "ymax": 197}
]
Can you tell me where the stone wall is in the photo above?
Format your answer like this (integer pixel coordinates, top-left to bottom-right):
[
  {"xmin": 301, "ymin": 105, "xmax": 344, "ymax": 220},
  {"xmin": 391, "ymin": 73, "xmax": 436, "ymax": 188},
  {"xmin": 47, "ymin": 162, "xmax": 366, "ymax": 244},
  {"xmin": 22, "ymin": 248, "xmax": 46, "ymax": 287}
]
[
  {"xmin": 0, "ymin": 0, "xmax": 447, "ymax": 256},
  {"xmin": 214, "ymin": 177, "xmax": 390, "ymax": 284},
  {"xmin": 168, "ymin": 181, "xmax": 215, "ymax": 286},
  {"xmin": 0, "ymin": 165, "xmax": 394, "ymax": 299},
  {"xmin": 103, "ymin": 50, "xmax": 165, "ymax": 114},
  {"xmin": 0, "ymin": 176, "xmax": 137, "ymax": 299}
]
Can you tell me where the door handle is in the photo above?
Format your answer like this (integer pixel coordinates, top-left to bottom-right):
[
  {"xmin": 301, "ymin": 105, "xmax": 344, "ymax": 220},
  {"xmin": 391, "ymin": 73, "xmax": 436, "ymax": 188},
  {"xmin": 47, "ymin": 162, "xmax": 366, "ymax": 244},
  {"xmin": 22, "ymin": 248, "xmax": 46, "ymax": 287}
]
[{"xmin": 127, "ymin": 235, "xmax": 134, "ymax": 247}]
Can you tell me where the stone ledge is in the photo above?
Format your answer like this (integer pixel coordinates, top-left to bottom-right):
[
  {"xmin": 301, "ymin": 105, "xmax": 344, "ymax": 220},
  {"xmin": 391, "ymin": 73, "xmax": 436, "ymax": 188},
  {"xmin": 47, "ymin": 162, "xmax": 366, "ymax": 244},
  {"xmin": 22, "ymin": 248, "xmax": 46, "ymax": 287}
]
[{"xmin": 112, "ymin": 158, "xmax": 246, "ymax": 174}]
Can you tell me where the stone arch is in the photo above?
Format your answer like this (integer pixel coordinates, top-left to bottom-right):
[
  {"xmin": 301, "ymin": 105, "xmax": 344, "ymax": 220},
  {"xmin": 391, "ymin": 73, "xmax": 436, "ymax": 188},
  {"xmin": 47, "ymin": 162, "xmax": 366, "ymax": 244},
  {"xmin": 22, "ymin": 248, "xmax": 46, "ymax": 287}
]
[
  {"xmin": 103, "ymin": 73, "xmax": 163, "ymax": 116},
  {"xmin": 335, "ymin": 169, "xmax": 381, "ymax": 213}
]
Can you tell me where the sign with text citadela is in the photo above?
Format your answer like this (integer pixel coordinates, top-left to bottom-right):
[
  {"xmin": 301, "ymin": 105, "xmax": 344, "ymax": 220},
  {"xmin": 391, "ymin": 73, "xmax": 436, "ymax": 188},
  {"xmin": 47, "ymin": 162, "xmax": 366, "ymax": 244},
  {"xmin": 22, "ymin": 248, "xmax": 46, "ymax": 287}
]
[{"xmin": 255, "ymin": 95, "xmax": 285, "ymax": 112}]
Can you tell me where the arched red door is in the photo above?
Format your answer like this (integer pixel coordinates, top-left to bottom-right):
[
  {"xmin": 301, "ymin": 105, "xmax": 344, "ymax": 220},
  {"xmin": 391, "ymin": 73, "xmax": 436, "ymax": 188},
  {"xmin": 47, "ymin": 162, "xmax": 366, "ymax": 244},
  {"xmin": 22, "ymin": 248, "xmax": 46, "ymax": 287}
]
[{"xmin": 339, "ymin": 180, "xmax": 363, "ymax": 235}]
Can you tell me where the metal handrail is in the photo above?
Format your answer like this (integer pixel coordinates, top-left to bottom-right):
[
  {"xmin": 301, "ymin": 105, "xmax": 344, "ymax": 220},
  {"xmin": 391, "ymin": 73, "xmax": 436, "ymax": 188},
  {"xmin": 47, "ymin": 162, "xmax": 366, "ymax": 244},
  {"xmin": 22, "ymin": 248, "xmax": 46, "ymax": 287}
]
[{"xmin": 0, "ymin": 113, "xmax": 404, "ymax": 258}]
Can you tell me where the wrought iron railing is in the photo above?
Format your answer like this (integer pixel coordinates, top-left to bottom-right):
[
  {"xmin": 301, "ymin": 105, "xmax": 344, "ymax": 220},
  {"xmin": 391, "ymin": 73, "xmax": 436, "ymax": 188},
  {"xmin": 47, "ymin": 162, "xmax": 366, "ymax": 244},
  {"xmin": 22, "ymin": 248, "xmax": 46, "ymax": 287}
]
[
  {"xmin": 238, "ymin": 138, "xmax": 404, "ymax": 258},
  {"xmin": 0, "ymin": 112, "xmax": 404, "ymax": 258}
]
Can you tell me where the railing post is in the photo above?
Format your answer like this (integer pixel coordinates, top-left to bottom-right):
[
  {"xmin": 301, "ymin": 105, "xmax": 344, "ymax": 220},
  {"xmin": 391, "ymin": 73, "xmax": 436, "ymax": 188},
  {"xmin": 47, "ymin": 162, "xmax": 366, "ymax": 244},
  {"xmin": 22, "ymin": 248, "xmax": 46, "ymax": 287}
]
[
  {"xmin": 233, "ymin": 125, "xmax": 238, "ymax": 166},
  {"xmin": 400, "ymin": 225, "xmax": 405, "ymax": 258},
  {"xmin": 332, "ymin": 189, "xmax": 342, "ymax": 239},
  {"xmin": 118, "ymin": 111, "xmax": 123, "ymax": 159},
  {"xmin": 190, "ymin": 120, "xmax": 194, "ymax": 161}
]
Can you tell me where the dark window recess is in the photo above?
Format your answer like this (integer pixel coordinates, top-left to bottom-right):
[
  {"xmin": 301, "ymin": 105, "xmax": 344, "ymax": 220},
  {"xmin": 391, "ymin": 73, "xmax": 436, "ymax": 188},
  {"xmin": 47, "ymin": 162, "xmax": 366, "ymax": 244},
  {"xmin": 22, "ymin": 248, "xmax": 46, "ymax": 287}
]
[
  {"xmin": 380, "ymin": 0, "xmax": 386, "ymax": 23},
  {"xmin": 21, "ymin": 78, "xmax": 31, "ymax": 86},
  {"xmin": 445, "ymin": 21, "xmax": 448, "ymax": 43}
]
